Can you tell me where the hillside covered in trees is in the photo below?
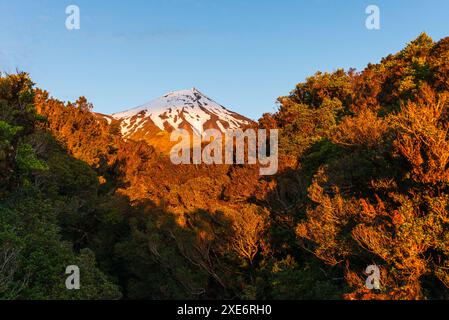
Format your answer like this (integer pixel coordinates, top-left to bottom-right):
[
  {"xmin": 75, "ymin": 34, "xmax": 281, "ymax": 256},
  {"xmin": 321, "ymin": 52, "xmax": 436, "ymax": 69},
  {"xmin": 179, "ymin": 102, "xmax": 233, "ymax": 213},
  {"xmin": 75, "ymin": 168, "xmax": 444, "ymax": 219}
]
[{"xmin": 2, "ymin": 33, "xmax": 449, "ymax": 300}]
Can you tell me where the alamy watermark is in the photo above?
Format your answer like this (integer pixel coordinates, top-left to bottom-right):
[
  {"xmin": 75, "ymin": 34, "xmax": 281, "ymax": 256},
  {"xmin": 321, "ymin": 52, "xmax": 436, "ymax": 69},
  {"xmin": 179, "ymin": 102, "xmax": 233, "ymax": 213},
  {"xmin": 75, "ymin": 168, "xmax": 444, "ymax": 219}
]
[
  {"xmin": 65, "ymin": 265, "xmax": 80, "ymax": 290},
  {"xmin": 365, "ymin": 265, "xmax": 381, "ymax": 290},
  {"xmin": 170, "ymin": 129, "xmax": 279, "ymax": 176},
  {"xmin": 65, "ymin": 5, "xmax": 80, "ymax": 30},
  {"xmin": 365, "ymin": 5, "xmax": 380, "ymax": 30}
]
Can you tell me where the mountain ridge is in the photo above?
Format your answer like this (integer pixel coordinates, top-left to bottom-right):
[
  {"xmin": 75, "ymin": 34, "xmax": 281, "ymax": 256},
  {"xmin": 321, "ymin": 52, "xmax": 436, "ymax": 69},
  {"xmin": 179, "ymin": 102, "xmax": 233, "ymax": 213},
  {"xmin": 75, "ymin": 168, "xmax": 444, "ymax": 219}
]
[
  {"xmin": 108, "ymin": 88, "xmax": 254, "ymax": 139},
  {"xmin": 97, "ymin": 88, "xmax": 254, "ymax": 153}
]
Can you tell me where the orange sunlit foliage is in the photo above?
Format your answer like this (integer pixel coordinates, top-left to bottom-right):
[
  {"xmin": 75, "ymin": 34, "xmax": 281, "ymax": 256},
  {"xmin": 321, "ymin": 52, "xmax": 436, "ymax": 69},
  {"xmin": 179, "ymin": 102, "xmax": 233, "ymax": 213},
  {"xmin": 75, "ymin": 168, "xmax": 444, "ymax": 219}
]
[{"xmin": 28, "ymin": 33, "xmax": 449, "ymax": 300}]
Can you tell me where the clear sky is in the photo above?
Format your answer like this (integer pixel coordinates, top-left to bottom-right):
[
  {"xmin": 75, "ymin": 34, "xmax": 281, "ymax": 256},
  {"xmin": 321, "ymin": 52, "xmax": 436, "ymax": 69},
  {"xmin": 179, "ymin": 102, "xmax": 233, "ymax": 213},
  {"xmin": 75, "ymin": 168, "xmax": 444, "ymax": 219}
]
[{"xmin": 1, "ymin": 0, "xmax": 448, "ymax": 119}]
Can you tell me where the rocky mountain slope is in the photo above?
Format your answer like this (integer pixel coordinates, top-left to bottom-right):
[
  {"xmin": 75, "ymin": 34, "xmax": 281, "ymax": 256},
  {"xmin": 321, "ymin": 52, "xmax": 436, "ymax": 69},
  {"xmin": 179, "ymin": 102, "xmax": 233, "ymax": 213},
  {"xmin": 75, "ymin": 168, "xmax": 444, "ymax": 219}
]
[{"xmin": 99, "ymin": 88, "xmax": 253, "ymax": 152}]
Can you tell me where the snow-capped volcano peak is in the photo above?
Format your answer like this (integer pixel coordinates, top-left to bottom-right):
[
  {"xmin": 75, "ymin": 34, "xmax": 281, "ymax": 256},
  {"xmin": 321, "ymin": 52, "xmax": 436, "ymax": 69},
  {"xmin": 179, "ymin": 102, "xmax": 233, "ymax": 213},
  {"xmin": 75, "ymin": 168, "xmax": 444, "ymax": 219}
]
[{"xmin": 111, "ymin": 88, "xmax": 253, "ymax": 139}]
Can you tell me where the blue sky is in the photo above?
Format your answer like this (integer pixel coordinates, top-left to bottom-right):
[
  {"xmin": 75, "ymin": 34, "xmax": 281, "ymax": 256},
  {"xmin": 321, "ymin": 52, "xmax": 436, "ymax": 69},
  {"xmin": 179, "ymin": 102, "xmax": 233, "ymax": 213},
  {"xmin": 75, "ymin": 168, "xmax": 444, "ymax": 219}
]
[{"xmin": 1, "ymin": 0, "xmax": 448, "ymax": 119}]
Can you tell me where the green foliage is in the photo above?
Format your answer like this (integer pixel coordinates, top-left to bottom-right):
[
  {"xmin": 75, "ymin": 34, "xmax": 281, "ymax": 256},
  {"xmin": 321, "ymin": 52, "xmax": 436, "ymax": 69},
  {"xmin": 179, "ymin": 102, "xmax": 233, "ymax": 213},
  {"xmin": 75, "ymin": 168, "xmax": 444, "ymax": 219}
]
[
  {"xmin": 268, "ymin": 257, "xmax": 341, "ymax": 300},
  {"xmin": 0, "ymin": 120, "xmax": 22, "ymax": 142},
  {"xmin": 16, "ymin": 143, "xmax": 48, "ymax": 172},
  {"xmin": 0, "ymin": 72, "xmax": 120, "ymax": 300},
  {"xmin": 300, "ymin": 139, "xmax": 342, "ymax": 180}
]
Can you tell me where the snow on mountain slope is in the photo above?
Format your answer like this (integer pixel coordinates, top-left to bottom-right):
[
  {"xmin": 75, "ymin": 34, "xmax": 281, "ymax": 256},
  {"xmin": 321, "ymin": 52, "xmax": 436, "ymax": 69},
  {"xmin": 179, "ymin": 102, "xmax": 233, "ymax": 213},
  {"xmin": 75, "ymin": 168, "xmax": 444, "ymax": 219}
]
[{"xmin": 111, "ymin": 88, "xmax": 254, "ymax": 140}]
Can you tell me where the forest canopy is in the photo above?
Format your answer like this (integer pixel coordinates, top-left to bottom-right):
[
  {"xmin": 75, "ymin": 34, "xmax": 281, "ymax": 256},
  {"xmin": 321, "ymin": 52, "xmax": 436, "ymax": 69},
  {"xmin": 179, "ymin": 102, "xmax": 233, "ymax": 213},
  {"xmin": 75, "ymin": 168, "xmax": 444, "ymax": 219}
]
[{"xmin": 1, "ymin": 33, "xmax": 449, "ymax": 300}]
